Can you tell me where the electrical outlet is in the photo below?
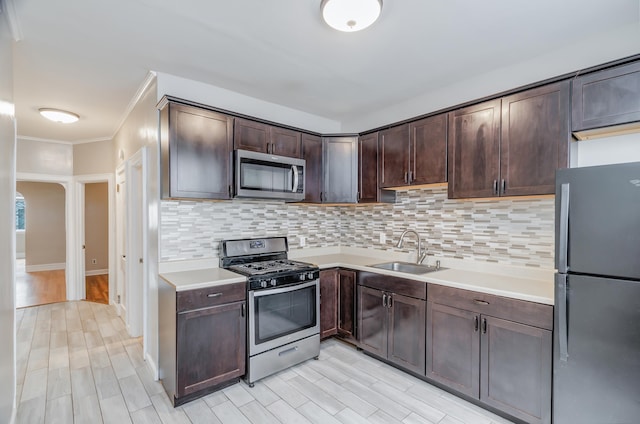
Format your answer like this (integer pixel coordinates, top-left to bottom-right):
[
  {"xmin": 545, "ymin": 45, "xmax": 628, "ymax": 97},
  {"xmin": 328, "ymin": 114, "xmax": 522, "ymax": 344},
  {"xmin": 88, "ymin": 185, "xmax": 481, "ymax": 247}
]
[
  {"xmin": 379, "ymin": 233, "xmax": 386, "ymax": 244},
  {"xmin": 91, "ymin": 259, "xmax": 97, "ymax": 264},
  {"xmin": 299, "ymin": 236, "xmax": 306, "ymax": 247}
]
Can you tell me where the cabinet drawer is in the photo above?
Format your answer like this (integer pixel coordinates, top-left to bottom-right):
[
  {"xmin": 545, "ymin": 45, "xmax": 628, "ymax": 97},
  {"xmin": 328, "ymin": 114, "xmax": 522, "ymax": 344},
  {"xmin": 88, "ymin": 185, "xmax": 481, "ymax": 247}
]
[
  {"xmin": 427, "ymin": 284, "xmax": 552, "ymax": 330},
  {"xmin": 358, "ymin": 271, "xmax": 426, "ymax": 300},
  {"xmin": 177, "ymin": 282, "xmax": 246, "ymax": 312}
]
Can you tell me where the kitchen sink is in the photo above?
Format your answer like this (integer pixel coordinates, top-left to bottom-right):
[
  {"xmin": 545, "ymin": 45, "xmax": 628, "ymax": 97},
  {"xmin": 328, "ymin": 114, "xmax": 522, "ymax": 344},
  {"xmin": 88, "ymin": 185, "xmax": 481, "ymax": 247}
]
[{"xmin": 369, "ymin": 261, "xmax": 445, "ymax": 275}]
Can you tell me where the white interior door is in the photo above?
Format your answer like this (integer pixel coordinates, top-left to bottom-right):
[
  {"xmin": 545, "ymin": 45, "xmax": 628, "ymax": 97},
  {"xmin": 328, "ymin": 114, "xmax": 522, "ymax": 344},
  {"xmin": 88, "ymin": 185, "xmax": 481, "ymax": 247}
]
[
  {"xmin": 115, "ymin": 165, "xmax": 127, "ymax": 319},
  {"xmin": 126, "ymin": 150, "xmax": 145, "ymax": 337}
]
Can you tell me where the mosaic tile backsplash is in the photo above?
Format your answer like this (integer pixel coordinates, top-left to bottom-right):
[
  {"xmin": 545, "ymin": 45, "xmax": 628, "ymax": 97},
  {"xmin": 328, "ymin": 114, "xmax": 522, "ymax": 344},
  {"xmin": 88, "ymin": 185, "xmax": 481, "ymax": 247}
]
[{"xmin": 160, "ymin": 186, "xmax": 555, "ymax": 269}]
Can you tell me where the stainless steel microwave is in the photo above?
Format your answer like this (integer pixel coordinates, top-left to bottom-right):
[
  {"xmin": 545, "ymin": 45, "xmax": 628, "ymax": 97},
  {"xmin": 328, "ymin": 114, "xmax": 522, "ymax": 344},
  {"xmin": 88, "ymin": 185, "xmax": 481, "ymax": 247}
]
[{"xmin": 235, "ymin": 149, "xmax": 305, "ymax": 201}]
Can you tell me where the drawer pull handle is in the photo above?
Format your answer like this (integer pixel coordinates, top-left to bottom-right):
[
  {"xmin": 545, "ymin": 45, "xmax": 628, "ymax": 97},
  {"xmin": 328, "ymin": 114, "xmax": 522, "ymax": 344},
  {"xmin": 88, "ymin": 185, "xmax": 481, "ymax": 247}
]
[
  {"xmin": 278, "ymin": 346, "xmax": 299, "ymax": 356},
  {"xmin": 473, "ymin": 299, "xmax": 490, "ymax": 305},
  {"xmin": 207, "ymin": 293, "xmax": 223, "ymax": 298},
  {"xmin": 474, "ymin": 316, "xmax": 479, "ymax": 332}
]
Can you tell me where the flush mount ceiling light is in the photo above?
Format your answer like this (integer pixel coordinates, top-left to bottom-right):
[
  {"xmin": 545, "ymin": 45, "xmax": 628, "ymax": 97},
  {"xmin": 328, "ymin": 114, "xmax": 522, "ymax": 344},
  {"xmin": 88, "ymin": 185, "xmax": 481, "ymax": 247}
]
[
  {"xmin": 321, "ymin": 0, "xmax": 382, "ymax": 32},
  {"xmin": 38, "ymin": 108, "xmax": 80, "ymax": 124}
]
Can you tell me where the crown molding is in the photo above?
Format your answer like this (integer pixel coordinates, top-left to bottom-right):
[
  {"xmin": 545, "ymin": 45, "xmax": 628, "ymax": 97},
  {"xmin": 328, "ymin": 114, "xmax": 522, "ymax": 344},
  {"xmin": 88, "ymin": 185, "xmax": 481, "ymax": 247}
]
[
  {"xmin": 112, "ymin": 70, "xmax": 157, "ymax": 138},
  {"xmin": 17, "ymin": 135, "xmax": 73, "ymax": 145},
  {"xmin": 17, "ymin": 135, "xmax": 113, "ymax": 145},
  {"xmin": 2, "ymin": 0, "xmax": 23, "ymax": 41}
]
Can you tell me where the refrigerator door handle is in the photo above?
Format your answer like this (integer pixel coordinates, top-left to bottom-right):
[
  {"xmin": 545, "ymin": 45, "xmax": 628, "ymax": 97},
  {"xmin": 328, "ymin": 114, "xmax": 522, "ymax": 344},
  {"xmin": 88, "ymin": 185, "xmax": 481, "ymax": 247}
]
[
  {"xmin": 556, "ymin": 273, "xmax": 569, "ymax": 362},
  {"xmin": 558, "ymin": 183, "xmax": 570, "ymax": 273}
]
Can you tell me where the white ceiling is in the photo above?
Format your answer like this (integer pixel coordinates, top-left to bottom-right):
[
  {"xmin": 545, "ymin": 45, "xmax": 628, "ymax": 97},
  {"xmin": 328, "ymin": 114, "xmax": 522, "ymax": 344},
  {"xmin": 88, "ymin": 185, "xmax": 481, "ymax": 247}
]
[{"xmin": 6, "ymin": 0, "xmax": 640, "ymax": 143}]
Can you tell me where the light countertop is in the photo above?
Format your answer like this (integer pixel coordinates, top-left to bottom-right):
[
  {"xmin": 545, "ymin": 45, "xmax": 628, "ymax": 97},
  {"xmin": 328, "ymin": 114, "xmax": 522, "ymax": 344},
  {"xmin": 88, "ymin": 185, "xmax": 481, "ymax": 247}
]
[
  {"xmin": 159, "ymin": 267, "xmax": 245, "ymax": 292},
  {"xmin": 159, "ymin": 247, "xmax": 554, "ymax": 304}
]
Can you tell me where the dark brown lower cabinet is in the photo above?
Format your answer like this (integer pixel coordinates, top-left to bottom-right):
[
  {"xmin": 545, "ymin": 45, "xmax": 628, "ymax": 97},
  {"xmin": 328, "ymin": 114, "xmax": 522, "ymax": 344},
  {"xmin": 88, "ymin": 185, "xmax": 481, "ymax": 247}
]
[
  {"xmin": 337, "ymin": 269, "xmax": 357, "ymax": 341},
  {"xmin": 159, "ymin": 279, "xmax": 246, "ymax": 406},
  {"xmin": 176, "ymin": 301, "xmax": 246, "ymax": 398},
  {"xmin": 426, "ymin": 285, "xmax": 552, "ymax": 424},
  {"xmin": 320, "ymin": 269, "xmax": 338, "ymax": 339},
  {"xmin": 358, "ymin": 279, "xmax": 426, "ymax": 375}
]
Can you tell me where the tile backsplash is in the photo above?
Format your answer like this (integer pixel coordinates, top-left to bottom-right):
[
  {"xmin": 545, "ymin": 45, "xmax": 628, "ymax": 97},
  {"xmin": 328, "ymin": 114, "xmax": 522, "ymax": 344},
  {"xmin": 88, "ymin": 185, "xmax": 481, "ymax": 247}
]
[{"xmin": 160, "ymin": 187, "xmax": 555, "ymax": 269}]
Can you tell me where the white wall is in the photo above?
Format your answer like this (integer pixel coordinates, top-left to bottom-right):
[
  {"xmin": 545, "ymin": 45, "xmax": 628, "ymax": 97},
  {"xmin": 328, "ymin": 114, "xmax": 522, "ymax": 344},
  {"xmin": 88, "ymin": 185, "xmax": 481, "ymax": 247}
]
[
  {"xmin": 572, "ymin": 133, "xmax": 640, "ymax": 168},
  {"xmin": 17, "ymin": 138, "xmax": 73, "ymax": 175},
  {"xmin": 112, "ymin": 78, "xmax": 161, "ymax": 375},
  {"xmin": 342, "ymin": 23, "xmax": 640, "ymax": 132},
  {"xmin": 0, "ymin": 10, "xmax": 16, "ymax": 424},
  {"xmin": 156, "ymin": 72, "xmax": 342, "ymax": 134}
]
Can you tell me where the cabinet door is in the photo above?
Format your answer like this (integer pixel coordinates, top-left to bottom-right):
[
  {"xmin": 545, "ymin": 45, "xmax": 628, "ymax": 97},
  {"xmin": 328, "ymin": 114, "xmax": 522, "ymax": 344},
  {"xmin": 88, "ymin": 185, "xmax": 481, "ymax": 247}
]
[
  {"xmin": 271, "ymin": 126, "xmax": 302, "ymax": 158},
  {"xmin": 161, "ymin": 103, "xmax": 233, "ymax": 200},
  {"xmin": 358, "ymin": 286, "xmax": 387, "ymax": 358},
  {"xmin": 410, "ymin": 114, "xmax": 447, "ymax": 185},
  {"xmin": 501, "ymin": 82, "xmax": 569, "ymax": 196},
  {"xmin": 388, "ymin": 293, "xmax": 426, "ymax": 375},
  {"xmin": 426, "ymin": 302, "xmax": 479, "ymax": 398},
  {"xmin": 447, "ymin": 99, "xmax": 501, "ymax": 199},
  {"xmin": 572, "ymin": 60, "xmax": 640, "ymax": 133},
  {"xmin": 320, "ymin": 269, "xmax": 338, "ymax": 339},
  {"xmin": 323, "ymin": 137, "xmax": 357, "ymax": 203},
  {"xmin": 358, "ymin": 132, "xmax": 379, "ymax": 203},
  {"xmin": 301, "ymin": 134, "xmax": 323, "ymax": 203},
  {"xmin": 234, "ymin": 118, "xmax": 270, "ymax": 153},
  {"xmin": 338, "ymin": 269, "xmax": 357, "ymax": 339},
  {"xmin": 481, "ymin": 316, "xmax": 552, "ymax": 424},
  {"xmin": 176, "ymin": 301, "xmax": 246, "ymax": 397},
  {"xmin": 379, "ymin": 124, "xmax": 410, "ymax": 188}
]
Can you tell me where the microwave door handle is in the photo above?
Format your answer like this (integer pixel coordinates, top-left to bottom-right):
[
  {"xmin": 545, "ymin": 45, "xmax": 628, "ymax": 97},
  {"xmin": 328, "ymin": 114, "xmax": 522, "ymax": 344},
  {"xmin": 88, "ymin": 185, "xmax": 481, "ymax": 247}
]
[{"xmin": 291, "ymin": 165, "xmax": 299, "ymax": 193}]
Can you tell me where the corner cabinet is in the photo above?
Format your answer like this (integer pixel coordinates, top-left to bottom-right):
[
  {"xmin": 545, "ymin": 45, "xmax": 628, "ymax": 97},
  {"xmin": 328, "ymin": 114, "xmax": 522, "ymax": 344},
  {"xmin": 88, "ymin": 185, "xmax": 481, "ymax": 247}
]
[
  {"xmin": 160, "ymin": 101, "xmax": 234, "ymax": 200},
  {"xmin": 357, "ymin": 272, "xmax": 426, "ymax": 375},
  {"xmin": 426, "ymin": 285, "xmax": 552, "ymax": 424},
  {"xmin": 159, "ymin": 279, "xmax": 246, "ymax": 406},
  {"xmin": 337, "ymin": 269, "xmax": 357, "ymax": 341},
  {"xmin": 322, "ymin": 137, "xmax": 358, "ymax": 203},
  {"xmin": 448, "ymin": 81, "xmax": 569, "ymax": 198}
]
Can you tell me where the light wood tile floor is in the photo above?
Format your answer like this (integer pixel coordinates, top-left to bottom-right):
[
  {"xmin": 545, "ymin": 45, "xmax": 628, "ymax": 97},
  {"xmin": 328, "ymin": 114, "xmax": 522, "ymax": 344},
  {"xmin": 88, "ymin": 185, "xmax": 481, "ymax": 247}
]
[{"xmin": 16, "ymin": 301, "xmax": 514, "ymax": 424}]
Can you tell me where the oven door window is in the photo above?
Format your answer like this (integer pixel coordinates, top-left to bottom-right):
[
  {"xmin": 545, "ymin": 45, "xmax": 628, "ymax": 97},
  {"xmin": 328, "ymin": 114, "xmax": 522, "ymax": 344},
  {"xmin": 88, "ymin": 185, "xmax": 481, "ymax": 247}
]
[
  {"xmin": 254, "ymin": 284, "xmax": 317, "ymax": 344},
  {"xmin": 239, "ymin": 159, "xmax": 294, "ymax": 193}
]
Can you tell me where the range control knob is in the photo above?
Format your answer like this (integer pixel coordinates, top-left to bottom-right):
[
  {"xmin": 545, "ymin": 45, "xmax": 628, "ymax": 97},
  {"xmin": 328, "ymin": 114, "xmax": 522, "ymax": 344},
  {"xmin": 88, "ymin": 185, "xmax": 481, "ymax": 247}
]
[
  {"xmin": 299, "ymin": 273, "xmax": 306, "ymax": 281},
  {"xmin": 270, "ymin": 279, "xmax": 277, "ymax": 287},
  {"xmin": 307, "ymin": 272, "xmax": 315, "ymax": 280},
  {"xmin": 260, "ymin": 280, "xmax": 268, "ymax": 288}
]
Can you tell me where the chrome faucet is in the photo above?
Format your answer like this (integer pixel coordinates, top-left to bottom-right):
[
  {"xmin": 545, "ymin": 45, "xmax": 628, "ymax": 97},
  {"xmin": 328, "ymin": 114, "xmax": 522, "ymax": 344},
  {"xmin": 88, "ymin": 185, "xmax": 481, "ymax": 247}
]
[{"xmin": 396, "ymin": 229, "xmax": 427, "ymax": 264}]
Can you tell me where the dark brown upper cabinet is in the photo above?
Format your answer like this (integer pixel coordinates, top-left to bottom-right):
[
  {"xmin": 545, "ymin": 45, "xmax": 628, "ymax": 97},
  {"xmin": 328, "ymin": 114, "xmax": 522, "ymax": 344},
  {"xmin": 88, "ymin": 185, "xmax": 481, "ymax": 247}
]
[
  {"xmin": 234, "ymin": 117, "xmax": 301, "ymax": 158},
  {"xmin": 572, "ymin": 60, "xmax": 640, "ymax": 140},
  {"xmin": 160, "ymin": 101, "xmax": 234, "ymax": 200},
  {"xmin": 500, "ymin": 81, "xmax": 570, "ymax": 196},
  {"xmin": 323, "ymin": 136, "xmax": 358, "ymax": 203},
  {"xmin": 358, "ymin": 132, "xmax": 379, "ymax": 203},
  {"xmin": 379, "ymin": 124, "xmax": 409, "ymax": 188},
  {"xmin": 448, "ymin": 82, "xmax": 569, "ymax": 198},
  {"xmin": 448, "ymin": 99, "xmax": 502, "ymax": 199},
  {"xmin": 301, "ymin": 133, "xmax": 323, "ymax": 203},
  {"xmin": 410, "ymin": 114, "xmax": 448, "ymax": 185},
  {"xmin": 379, "ymin": 113, "xmax": 447, "ymax": 189}
]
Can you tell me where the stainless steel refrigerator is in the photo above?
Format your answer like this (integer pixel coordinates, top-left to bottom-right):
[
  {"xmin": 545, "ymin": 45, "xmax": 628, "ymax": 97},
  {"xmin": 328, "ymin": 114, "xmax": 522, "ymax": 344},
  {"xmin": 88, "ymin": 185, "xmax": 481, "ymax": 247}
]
[{"xmin": 554, "ymin": 161, "xmax": 640, "ymax": 423}]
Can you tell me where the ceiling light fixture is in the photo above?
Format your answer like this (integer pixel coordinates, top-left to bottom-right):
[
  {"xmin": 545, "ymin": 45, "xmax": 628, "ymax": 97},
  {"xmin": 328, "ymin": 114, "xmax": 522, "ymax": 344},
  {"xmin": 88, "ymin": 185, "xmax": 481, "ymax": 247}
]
[
  {"xmin": 38, "ymin": 108, "xmax": 80, "ymax": 124},
  {"xmin": 321, "ymin": 0, "xmax": 382, "ymax": 32}
]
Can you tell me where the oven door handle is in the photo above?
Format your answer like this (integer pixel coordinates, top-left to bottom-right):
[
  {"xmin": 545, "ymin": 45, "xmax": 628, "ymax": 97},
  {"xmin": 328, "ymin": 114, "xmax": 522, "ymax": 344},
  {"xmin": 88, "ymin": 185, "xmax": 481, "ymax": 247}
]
[{"xmin": 251, "ymin": 279, "xmax": 318, "ymax": 297}]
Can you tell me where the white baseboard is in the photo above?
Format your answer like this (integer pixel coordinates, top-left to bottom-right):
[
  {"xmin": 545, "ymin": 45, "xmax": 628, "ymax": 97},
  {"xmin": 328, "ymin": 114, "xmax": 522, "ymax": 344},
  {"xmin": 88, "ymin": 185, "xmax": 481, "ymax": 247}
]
[
  {"xmin": 145, "ymin": 352, "xmax": 159, "ymax": 380},
  {"xmin": 25, "ymin": 262, "xmax": 65, "ymax": 272},
  {"xmin": 85, "ymin": 269, "xmax": 108, "ymax": 276}
]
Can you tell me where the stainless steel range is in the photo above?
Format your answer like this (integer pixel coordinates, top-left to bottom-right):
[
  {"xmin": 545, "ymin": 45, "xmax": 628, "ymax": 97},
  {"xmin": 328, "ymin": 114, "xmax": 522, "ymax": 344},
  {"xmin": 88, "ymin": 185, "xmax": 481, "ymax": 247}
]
[{"xmin": 220, "ymin": 237, "xmax": 320, "ymax": 386}]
